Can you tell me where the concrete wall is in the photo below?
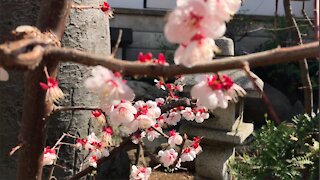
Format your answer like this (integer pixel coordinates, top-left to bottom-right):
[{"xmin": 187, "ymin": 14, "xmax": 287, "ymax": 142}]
[{"xmin": 109, "ymin": 0, "xmax": 315, "ymax": 18}]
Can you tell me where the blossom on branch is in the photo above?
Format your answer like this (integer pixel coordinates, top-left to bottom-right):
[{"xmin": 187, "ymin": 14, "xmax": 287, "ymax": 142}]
[
  {"xmin": 40, "ymin": 77, "xmax": 64, "ymax": 103},
  {"xmin": 0, "ymin": 66, "xmax": 9, "ymax": 81},
  {"xmin": 158, "ymin": 148, "xmax": 178, "ymax": 167},
  {"xmin": 168, "ymin": 130, "xmax": 183, "ymax": 147},
  {"xmin": 91, "ymin": 110, "xmax": 106, "ymax": 125},
  {"xmin": 100, "ymin": 2, "xmax": 113, "ymax": 17},
  {"xmin": 191, "ymin": 74, "xmax": 245, "ymax": 110},
  {"xmin": 181, "ymin": 147, "xmax": 196, "ymax": 162},
  {"xmin": 85, "ymin": 66, "xmax": 135, "ymax": 105},
  {"xmin": 174, "ymin": 34, "xmax": 218, "ymax": 67},
  {"xmin": 130, "ymin": 165, "xmax": 152, "ymax": 180},
  {"xmin": 43, "ymin": 147, "xmax": 57, "ymax": 166},
  {"xmin": 146, "ymin": 124, "xmax": 162, "ymax": 141}
]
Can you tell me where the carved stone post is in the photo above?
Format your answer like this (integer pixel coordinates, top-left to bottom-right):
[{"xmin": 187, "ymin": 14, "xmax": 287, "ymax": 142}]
[{"xmin": 180, "ymin": 37, "xmax": 263, "ymax": 180}]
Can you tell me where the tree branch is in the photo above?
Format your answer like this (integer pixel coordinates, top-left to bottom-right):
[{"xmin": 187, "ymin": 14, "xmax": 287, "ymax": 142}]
[
  {"xmin": 242, "ymin": 63, "xmax": 281, "ymax": 125},
  {"xmin": 0, "ymin": 40, "xmax": 318, "ymax": 77},
  {"xmin": 284, "ymin": 0, "xmax": 313, "ymax": 115},
  {"xmin": 44, "ymin": 42, "xmax": 319, "ymax": 77}
]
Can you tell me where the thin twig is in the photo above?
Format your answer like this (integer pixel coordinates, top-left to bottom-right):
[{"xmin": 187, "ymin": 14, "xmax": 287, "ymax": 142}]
[
  {"xmin": 111, "ymin": 29, "xmax": 123, "ymax": 57},
  {"xmin": 170, "ymin": 134, "xmax": 187, "ymax": 169},
  {"xmin": 151, "ymin": 126, "xmax": 169, "ymax": 139},
  {"xmin": 53, "ymin": 106, "xmax": 101, "ymax": 112},
  {"xmin": 53, "ymin": 133, "xmax": 67, "ymax": 148},
  {"xmin": 153, "ymin": 164, "xmax": 162, "ymax": 170},
  {"xmin": 47, "ymin": 146, "xmax": 61, "ymax": 180},
  {"xmin": 242, "ymin": 63, "xmax": 281, "ymax": 125},
  {"xmin": 301, "ymin": 1, "xmax": 314, "ymax": 29},
  {"xmin": 9, "ymin": 143, "xmax": 24, "ymax": 156},
  {"xmin": 160, "ymin": 98, "xmax": 195, "ymax": 113}
]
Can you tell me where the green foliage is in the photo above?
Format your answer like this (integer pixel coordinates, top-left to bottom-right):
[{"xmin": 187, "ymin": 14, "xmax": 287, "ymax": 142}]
[
  {"xmin": 229, "ymin": 114, "xmax": 319, "ymax": 180},
  {"xmin": 252, "ymin": 17, "xmax": 318, "ymax": 103}
]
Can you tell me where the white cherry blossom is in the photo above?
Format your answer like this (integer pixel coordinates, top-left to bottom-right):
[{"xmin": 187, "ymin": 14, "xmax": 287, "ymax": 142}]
[
  {"xmin": 43, "ymin": 147, "xmax": 57, "ymax": 166},
  {"xmin": 168, "ymin": 130, "xmax": 183, "ymax": 147},
  {"xmin": 158, "ymin": 148, "xmax": 178, "ymax": 167},
  {"xmin": 84, "ymin": 66, "xmax": 135, "ymax": 105},
  {"xmin": 130, "ymin": 165, "xmax": 152, "ymax": 180}
]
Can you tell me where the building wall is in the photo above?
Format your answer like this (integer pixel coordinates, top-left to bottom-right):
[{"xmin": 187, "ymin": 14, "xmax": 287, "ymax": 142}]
[{"xmin": 109, "ymin": 0, "xmax": 315, "ymax": 18}]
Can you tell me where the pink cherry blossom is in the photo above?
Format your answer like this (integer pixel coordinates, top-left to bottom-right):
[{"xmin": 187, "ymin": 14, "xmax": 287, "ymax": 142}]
[
  {"xmin": 75, "ymin": 138, "xmax": 88, "ymax": 150},
  {"xmin": 40, "ymin": 77, "xmax": 64, "ymax": 103},
  {"xmin": 191, "ymin": 74, "xmax": 236, "ymax": 109},
  {"xmin": 89, "ymin": 155, "xmax": 98, "ymax": 168},
  {"xmin": 84, "ymin": 66, "xmax": 135, "ymax": 105},
  {"xmin": 109, "ymin": 101, "xmax": 137, "ymax": 127},
  {"xmin": 181, "ymin": 107, "xmax": 195, "ymax": 121},
  {"xmin": 168, "ymin": 130, "xmax": 183, "ymax": 147},
  {"xmin": 135, "ymin": 114, "xmax": 156, "ymax": 130},
  {"xmin": 43, "ymin": 147, "xmax": 57, "ymax": 166},
  {"xmin": 146, "ymin": 124, "xmax": 162, "ymax": 141},
  {"xmin": 155, "ymin": 98, "xmax": 165, "ymax": 107},
  {"xmin": 131, "ymin": 132, "xmax": 145, "ymax": 144},
  {"xmin": 101, "ymin": 126, "xmax": 113, "ymax": 147},
  {"xmin": 100, "ymin": 2, "xmax": 113, "ymax": 18},
  {"xmin": 130, "ymin": 165, "xmax": 152, "ymax": 180},
  {"xmin": 163, "ymin": 111, "xmax": 181, "ymax": 126},
  {"xmin": 194, "ymin": 107, "xmax": 210, "ymax": 123},
  {"xmin": 165, "ymin": 0, "xmax": 225, "ymax": 44},
  {"xmin": 207, "ymin": 0, "xmax": 242, "ymax": 22},
  {"xmin": 91, "ymin": 110, "xmax": 106, "ymax": 125},
  {"xmin": 0, "ymin": 66, "xmax": 9, "ymax": 81},
  {"xmin": 174, "ymin": 35, "xmax": 217, "ymax": 67},
  {"xmin": 181, "ymin": 147, "xmax": 196, "ymax": 162},
  {"xmin": 154, "ymin": 79, "xmax": 166, "ymax": 90},
  {"xmin": 191, "ymin": 136, "xmax": 203, "ymax": 154},
  {"xmin": 158, "ymin": 148, "xmax": 178, "ymax": 167}
]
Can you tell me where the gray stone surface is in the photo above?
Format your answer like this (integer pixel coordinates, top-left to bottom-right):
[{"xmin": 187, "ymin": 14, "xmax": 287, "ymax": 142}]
[
  {"xmin": 127, "ymin": 80, "xmax": 167, "ymax": 100},
  {"xmin": 195, "ymin": 146, "xmax": 234, "ymax": 180},
  {"xmin": 215, "ymin": 37, "xmax": 235, "ymax": 56},
  {"xmin": 180, "ymin": 122, "xmax": 253, "ymax": 146},
  {"xmin": 46, "ymin": 0, "xmax": 111, "ymax": 178}
]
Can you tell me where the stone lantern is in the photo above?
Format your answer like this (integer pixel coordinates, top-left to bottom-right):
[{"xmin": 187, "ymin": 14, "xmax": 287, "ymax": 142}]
[{"xmin": 180, "ymin": 37, "xmax": 263, "ymax": 180}]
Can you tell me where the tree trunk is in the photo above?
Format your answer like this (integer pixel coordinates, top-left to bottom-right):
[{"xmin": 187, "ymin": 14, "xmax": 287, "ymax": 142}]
[{"xmin": 283, "ymin": 0, "xmax": 313, "ymax": 115}]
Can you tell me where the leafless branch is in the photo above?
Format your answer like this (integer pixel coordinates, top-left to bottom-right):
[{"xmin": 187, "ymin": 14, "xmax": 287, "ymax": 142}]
[
  {"xmin": 111, "ymin": 29, "xmax": 122, "ymax": 57},
  {"xmin": 53, "ymin": 106, "xmax": 101, "ymax": 112},
  {"xmin": 242, "ymin": 63, "xmax": 281, "ymax": 125},
  {"xmin": 170, "ymin": 134, "xmax": 187, "ymax": 169},
  {"xmin": 284, "ymin": 0, "xmax": 313, "ymax": 115}
]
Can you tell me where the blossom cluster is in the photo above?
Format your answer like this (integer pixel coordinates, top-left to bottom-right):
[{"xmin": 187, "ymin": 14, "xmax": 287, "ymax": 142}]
[
  {"xmin": 165, "ymin": 0, "xmax": 241, "ymax": 67},
  {"xmin": 74, "ymin": 127, "xmax": 113, "ymax": 168},
  {"xmin": 39, "ymin": 1, "xmax": 245, "ymax": 179},
  {"xmin": 191, "ymin": 74, "xmax": 246, "ymax": 109}
]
